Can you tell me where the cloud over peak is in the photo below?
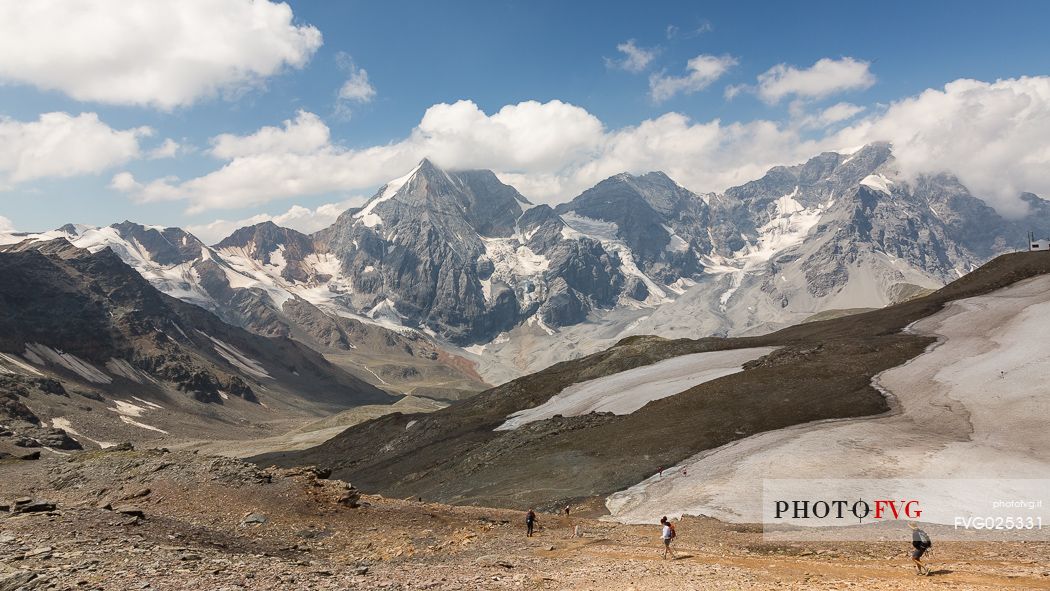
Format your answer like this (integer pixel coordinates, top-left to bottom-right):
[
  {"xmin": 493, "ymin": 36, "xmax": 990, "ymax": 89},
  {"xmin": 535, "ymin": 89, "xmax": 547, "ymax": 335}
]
[{"xmin": 109, "ymin": 76, "xmax": 1050, "ymax": 223}]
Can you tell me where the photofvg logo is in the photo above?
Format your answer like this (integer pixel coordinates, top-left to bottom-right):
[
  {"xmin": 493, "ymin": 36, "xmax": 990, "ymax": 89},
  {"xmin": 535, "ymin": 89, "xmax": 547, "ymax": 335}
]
[
  {"xmin": 762, "ymin": 479, "xmax": 1050, "ymax": 542},
  {"xmin": 773, "ymin": 498, "xmax": 923, "ymax": 522}
]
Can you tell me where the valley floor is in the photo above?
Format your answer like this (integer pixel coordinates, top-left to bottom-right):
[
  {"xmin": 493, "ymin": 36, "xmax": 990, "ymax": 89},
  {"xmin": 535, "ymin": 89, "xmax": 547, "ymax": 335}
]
[{"xmin": 2, "ymin": 450, "xmax": 1049, "ymax": 590}]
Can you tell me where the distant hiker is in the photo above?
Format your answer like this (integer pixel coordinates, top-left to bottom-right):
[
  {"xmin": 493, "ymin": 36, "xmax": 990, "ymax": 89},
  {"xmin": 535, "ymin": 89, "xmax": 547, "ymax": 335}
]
[
  {"xmin": 658, "ymin": 466, "xmax": 664, "ymax": 477},
  {"xmin": 908, "ymin": 522, "xmax": 932, "ymax": 575},
  {"xmin": 659, "ymin": 516, "xmax": 677, "ymax": 560},
  {"xmin": 564, "ymin": 505, "xmax": 571, "ymax": 517},
  {"xmin": 526, "ymin": 508, "xmax": 537, "ymax": 537}
]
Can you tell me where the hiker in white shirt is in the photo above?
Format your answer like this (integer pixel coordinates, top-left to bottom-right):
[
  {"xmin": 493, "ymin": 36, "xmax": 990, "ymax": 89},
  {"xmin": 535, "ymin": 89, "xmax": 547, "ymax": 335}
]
[{"xmin": 659, "ymin": 516, "xmax": 677, "ymax": 559}]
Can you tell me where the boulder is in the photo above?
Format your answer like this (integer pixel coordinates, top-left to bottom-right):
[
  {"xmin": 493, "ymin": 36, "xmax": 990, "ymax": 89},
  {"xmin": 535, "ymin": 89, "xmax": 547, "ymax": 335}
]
[
  {"xmin": 29, "ymin": 428, "xmax": 82, "ymax": 450},
  {"xmin": 240, "ymin": 512, "xmax": 268, "ymax": 526},
  {"xmin": 12, "ymin": 500, "xmax": 56, "ymax": 514},
  {"xmin": 113, "ymin": 506, "xmax": 145, "ymax": 519}
]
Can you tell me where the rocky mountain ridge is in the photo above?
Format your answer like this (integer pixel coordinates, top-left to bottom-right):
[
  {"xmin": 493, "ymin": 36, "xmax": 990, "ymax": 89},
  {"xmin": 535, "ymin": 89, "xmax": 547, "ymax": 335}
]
[
  {"xmin": 3, "ymin": 144, "xmax": 1047, "ymax": 383},
  {"xmin": 0, "ymin": 237, "xmax": 393, "ymax": 450}
]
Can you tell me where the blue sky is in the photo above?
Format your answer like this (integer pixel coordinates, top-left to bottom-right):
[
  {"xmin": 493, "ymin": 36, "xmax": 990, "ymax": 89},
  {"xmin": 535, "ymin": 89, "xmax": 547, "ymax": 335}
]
[{"xmin": 1, "ymin": 0, "xmax": 1049, "ymax": 242}]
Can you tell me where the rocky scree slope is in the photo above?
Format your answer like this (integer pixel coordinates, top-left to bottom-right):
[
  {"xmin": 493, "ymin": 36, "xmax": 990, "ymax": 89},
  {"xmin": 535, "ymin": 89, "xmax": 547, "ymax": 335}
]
[
  {"xmin": 1, "ymin": 218, "xmax": 487, "ymax": 397},
  {"xmin": 0, "ymin": 238, "xmax": 390, "ymax": 449}
]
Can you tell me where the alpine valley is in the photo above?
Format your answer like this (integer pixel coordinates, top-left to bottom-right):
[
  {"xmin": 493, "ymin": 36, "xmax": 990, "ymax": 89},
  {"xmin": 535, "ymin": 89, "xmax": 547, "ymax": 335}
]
[{"xmin": 3, "ymin": 142, "xmax": 1046, "ymax": 388}]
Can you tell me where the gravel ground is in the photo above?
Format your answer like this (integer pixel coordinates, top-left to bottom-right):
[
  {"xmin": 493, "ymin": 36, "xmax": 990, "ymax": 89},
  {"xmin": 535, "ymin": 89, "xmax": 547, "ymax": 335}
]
[{"xmin": 2, "ymin": 449, "xmax": 1049, "ymax": 590}]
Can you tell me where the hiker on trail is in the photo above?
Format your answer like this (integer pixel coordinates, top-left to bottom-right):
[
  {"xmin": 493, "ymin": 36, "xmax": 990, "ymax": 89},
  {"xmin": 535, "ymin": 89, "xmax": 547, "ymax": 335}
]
[
  {"xmin": 564, "ymin": 505, "xmax": 570, "ymax": 517},
  {"xmin": 658, "ymin": 466, "xmax": 664, "ymax": 477},
  {"xmin": 659, "ymin": 516, "xmax": 677, "ymax": 560},
  {"xmin": 908, "ymin": 522, "xmax": 932, "ymax": 576},
  {"xmin": 526, "ymin": 508, "xmax": 537, "ymax": 537}
]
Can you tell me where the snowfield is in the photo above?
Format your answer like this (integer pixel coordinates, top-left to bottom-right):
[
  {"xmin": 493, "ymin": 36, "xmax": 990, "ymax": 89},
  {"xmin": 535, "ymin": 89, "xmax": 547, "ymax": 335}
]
[
  {"xmin": 496, "ymin": 347, "xmax": 776, "ymax": 431},
  {"xmin": 606, "ymin": 273, "xmax": 1050, "ymax": 524}
]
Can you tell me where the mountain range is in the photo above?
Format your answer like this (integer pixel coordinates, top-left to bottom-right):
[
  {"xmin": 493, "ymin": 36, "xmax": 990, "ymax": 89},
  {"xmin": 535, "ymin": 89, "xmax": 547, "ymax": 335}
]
[{"xmin": 2, "ymin": 142, "xmax": 1047, "ymax": 386}]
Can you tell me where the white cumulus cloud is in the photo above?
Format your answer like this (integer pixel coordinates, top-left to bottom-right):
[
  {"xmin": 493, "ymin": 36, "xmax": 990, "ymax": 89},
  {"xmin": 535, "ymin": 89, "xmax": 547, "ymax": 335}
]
[
  {"xmin": 0, "ymin": 112, "xmax": 150, "ymax": 187},
  {"xmin": 831, "ymin": 76, "xmax": 1050, "ymax": 217},
  {"xmin": 147, "ymin": 138, "xmax": 182, "ymax": 160},
  {"xmin": 649, "ymin": 54, "xmax": 738, "ymax": 102},
  {"xmin": 752, "ymin": 57, "xmax": 875, "ymax": 104},
  {"xmin": 337, "ymin": 57, "xmax": 376, "ymax": 103},
  {"xmin": 0, "ymin": 0, "xmax": 322, "ymax": 110},
  {"xmin": 112, "ymin": 100, "xmax": 606, "ymax": 212},
  {"xmin": 111, "ymin": 77, "xmax": 1050, "ymax": 221},
  {"xmin": 210, "ymin": 111, "xmax": 330, "ymax": 159},
  {"xmin": 606, "ymin": 40, "xmax": 659, "ymax": 73},
  {"xmin": 333, "ymin": 53, "xmax": 377, "ymax": 121}
]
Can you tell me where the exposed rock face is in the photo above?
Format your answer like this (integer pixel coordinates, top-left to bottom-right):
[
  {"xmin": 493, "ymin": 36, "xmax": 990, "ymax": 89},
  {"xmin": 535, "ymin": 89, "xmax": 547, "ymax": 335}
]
[
  {"xmin": 0, "ymin": 239, "xmax": 388, "ymax": 410},
  {"xmin": 556, "ymin": 171, "xmax": 709, "ymax": 283},
  {"xmin": 215, "ymin": 221, "xmax": 322, "ymax": 283},
  {"xmin": 701, "ymin": 143, "xmax": 1050, "ymax": 334},
  {"xmin": 319, "ymin": 160, "xmax": 636, "ymax": 343},
  {"xmin": 0, "ymin": 218, "xmax": 479, "ymax": 394}
]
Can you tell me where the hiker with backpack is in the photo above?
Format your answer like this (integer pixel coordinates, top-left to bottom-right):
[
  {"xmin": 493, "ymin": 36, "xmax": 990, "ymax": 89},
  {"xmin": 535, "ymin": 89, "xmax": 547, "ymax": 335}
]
[
  {"xmin": 908, "ymin": 522, "xmax": 932, "ymax": 575},
  {"xmin": 659, "ymin": 516, "xmax": 677, "ymax": 559},
  {"xmin": 525, "ymin": 508, "xmax": 537, "ymax": 537}
]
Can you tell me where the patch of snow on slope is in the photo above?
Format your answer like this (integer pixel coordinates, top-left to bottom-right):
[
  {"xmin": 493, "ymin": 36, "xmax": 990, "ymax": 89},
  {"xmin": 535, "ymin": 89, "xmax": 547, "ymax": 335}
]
[
  {"xmin": 662, "ymin": 224, "xmax": 690, "ymax": 253},
  {"xmin": 267, "ymin": 245, "xmax": 287, "ymax": 274},
  {"xmin": 483, "ymin": 238, "xmax": 550, "ymax": 277},
  {"xmin": 360, "ymin": 299, "xmax": 417, "ymax": 335},
  {"xmin": 354, "ymin": 162, "xmax": 423, "ymax": 228},
  {"xmin": 561, "ymin": 212, "xmax": 669, "ymax": 304},
  {"xmin": 132, "ymin": 396, "xmax": 163, "ymax": 410},
  {"xmin": 214, "ymin": 246, "xmax": 294, "ymax": 307},
  {"xmin": 745, "ymin": 187, "xmax": 825, "ymax": 264},
  {"xmin": 31, "ymin": 226, "xmax": 216, "ymax": 307},
  {"xmin": 860, "ymin": 174, "xmax": 894, "ymax": 195},
  {"xmin": 709, "ymin": 188, "xmax": 827, "ymax": 311},
  {"xmin": 303, "ymin": 252, "xmax": 341, "ymax": 278},
  {"xmin": 482, "ymin": 237, "xmax": 550, "ymax": 308},
  {"xmin": 463, "ymin": 344, "xmax": 487, "ymax": 355},
  {"xmin": 23, "ymin": 344, "xmax": 111, "ymax": 384},
  {"xmin": 497, "ymin": 347, "xmax": 776, "ymax": 430},
  {"xmin": 558, "ymin": 222, "xmax": 584, "ymax": 241},
  {"xmin": 119, "ymin": 416, "xmax": 169, "ymax": 434},
  {"xmin": 606, "ymin": 274, "xmax": 1050, "ymax": 525},
  {"xmin": 559, "ymin": 213, "xmax": 619, "ymax": 241},
  {"xmin": 51, "ymin": 417, "xmax": 115, "ymax": 449},
  {"xmin": 109, "ymin": 400, "xmax": 148, "ymax": 418}
]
